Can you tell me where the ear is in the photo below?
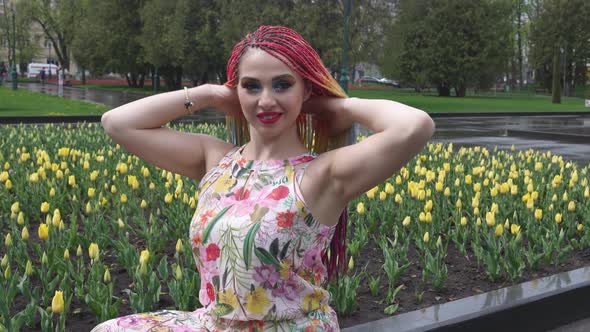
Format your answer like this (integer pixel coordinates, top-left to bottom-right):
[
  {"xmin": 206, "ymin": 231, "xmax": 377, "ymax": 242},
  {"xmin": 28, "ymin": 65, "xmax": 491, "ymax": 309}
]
[{"xmin": 303, "ymin": 81, "xmax": 312, "ymax": 102}]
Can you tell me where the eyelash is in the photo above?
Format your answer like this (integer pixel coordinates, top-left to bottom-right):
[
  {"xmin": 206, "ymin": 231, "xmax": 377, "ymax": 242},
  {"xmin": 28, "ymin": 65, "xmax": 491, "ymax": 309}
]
[{"xmin": 241, "ymin": 81, "xmax": 293, "ymax": 93}]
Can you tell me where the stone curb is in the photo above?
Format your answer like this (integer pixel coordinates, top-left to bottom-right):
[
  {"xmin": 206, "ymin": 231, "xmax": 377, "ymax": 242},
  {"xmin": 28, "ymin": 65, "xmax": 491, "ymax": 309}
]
[{"xmin": 342, "ymin": 266, "xmax": 590, "ymax": 332}]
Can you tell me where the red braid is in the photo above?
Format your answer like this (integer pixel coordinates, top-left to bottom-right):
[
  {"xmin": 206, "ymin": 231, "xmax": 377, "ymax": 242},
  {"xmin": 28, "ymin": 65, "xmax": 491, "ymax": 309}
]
[{"xmin": 225, "ymin": 26, "xmax": 348, "ymax": 282}]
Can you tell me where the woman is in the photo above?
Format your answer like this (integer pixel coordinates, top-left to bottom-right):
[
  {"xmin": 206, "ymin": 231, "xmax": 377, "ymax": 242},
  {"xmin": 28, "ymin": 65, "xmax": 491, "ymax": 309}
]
[{"xmin": 95, "ymin": 26, "xmax": 434, "ymax": 331}]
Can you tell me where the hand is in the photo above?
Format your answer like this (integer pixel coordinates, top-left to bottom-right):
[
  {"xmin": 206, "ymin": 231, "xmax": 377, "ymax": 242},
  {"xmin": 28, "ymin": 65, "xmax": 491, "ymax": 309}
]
[
  {"xmin": 302, "ymin": 96, "xmax": 352, "ymax": 136},
  {"xmin": 207, "ymin": 84, "xmax": 241, "ymax": 116}
]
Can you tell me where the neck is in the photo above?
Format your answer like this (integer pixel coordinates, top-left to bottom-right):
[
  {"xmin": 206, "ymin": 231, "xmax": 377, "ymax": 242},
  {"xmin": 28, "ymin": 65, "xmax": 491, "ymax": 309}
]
[{"xmin": 244, "ymin": 125, "xmax": 308, "ymax": 160}]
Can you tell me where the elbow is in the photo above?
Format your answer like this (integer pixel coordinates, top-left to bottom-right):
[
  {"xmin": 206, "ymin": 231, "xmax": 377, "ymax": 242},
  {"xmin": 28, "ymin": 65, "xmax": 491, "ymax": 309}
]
[{"xmin": 408, "ymin": 111, "xmax": 435, "ymax": 150}]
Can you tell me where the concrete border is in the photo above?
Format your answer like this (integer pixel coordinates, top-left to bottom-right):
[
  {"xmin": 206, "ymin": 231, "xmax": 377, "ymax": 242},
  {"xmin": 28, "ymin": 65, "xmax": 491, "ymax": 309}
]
[{"xmin": 342, "ymin": 266, "xmax": 590, "ymax": 332}]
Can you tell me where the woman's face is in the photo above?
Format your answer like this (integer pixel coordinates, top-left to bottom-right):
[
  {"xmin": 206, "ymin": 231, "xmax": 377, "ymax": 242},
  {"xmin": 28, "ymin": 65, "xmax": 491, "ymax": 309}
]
[{"xmin": 237, "ymin": 48, "xmax": 310, "ymax": 139}]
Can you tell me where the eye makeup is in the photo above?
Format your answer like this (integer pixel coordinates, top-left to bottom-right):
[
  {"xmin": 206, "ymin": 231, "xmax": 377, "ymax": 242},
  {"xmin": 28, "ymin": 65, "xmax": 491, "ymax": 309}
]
[{"xmin": 239, "ymin": 75, "xmax": 296, "ymax": 93}]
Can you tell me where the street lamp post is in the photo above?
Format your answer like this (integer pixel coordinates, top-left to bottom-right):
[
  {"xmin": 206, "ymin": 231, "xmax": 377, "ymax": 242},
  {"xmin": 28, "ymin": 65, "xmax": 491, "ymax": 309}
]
[{"xmin": 11, "ymin": 5, "xmax": 17, "ymax": 90}]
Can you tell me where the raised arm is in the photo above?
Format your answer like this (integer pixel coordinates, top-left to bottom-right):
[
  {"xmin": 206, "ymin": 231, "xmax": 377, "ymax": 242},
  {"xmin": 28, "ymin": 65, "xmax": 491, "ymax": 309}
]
[
  {"xmin": 101, "ymin": 84, "xmax": 238, "ymax": 181},
  {"xmin": 304, "ymin": 97, "xmax": 435, "ymax": 213}
]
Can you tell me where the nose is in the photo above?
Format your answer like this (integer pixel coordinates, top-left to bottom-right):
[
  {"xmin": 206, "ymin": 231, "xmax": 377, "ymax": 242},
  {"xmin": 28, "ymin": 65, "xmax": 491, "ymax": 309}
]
[{"xmin": 258, "ymin": 89, "xmax": 276, "ymax": 110}]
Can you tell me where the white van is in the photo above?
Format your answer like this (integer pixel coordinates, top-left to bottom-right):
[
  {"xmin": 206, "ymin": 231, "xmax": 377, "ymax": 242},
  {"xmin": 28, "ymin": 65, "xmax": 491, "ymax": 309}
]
[{"xmin": 27, "ymin": 63, "xmax": 59, "ymax": 78}]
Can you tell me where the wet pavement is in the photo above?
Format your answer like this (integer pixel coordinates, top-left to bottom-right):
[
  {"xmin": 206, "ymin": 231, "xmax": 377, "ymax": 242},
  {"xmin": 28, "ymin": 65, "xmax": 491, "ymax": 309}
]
[{"xmin": 18, "ymin": 83, "xmax": 590, "ymax": 166}]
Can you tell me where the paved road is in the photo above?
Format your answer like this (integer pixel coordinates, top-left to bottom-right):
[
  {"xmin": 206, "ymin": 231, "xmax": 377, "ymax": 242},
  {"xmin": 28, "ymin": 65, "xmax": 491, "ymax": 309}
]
[{"xmin": 18, "ymin": 83, "xmax": 590, "ymax": 166}]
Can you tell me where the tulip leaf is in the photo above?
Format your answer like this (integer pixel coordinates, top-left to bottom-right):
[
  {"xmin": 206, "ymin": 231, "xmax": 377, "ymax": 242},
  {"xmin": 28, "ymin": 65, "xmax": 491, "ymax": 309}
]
[
  {"xmin": 202, "ymin": 205, "xmax": 232, "ymax": 244},
  {"xmin": 243, "ymin": 222, "xmax": 261, "ymax": 270}
]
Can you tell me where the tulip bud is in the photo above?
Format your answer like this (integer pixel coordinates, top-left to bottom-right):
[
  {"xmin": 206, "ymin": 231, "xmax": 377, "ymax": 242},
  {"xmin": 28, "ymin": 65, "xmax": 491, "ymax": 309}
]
[
  {"xmin": 21, "ymin": 226, "xmax": 29, "ymax": 240},
  {"xmin": 117, "ymin": 218, "xmax": 125, "ymax": 229},
  {"xmin": 42, "ymin": 252, "xmax": 48, "ymax": 265},
  {"xmin": 495, "ymin": 224, "xmax": 503, "ymax": 237},
  {"xmin": 436, "ymin": 236, "xmax": 442, "ymax": 248},
  {"xmin": 348, "ymin": 256, "xmax": 354, "ymax": 270},
  {"xmin": 63, "ymin": 249, "xmax": 70, "ymax": 260},
  {"xmin": 423, "ymin": 232, "xmax": 430, "ymax": 243},
  {"xmin": 139, "ymin": 249, "xmax": 150, "ymax": 265},
  {"xmin": 104, "ymin": 268, "xmax": 111, "ymax": 283},
  {"xmin": 17, "ymin": 212, "xmax": 24, "ymax": 225},
  {"xmin": 140, "ymin": 200, "xmax": 147, "ymax": 208},
  {"xmin": 88, "ymin": 243, "xmax": 99, "ymax": 262},
  {"xmin": 1, "ymin": 254, "xmax": 7, "ymax": 268},
  {"xmin": 175, "ymin": 239, "xmax": 183, "ymax": 254},
  {"xmin": 4, "ymin": 233, "xmax": 12, "ymax": 248},
  {"xmin": 402, "ymin": 216, "xmax": 411, "ymax": 227},
  {"xmin": 174, "ymin": 264, "xmax": 182, "ymax": 280},
  {"xmin": 4, "ymin": 265, "xmax": 10, "ymax": 279},
  {"xmin": 51, "ymin": 290, "xmax": 64, "ymax": 314},
  {"xmin": 460, "ymin": 217, "xmax": 467, "ymax": 226},
  {"xmin": 59, "ymin": 220, "xmax": 65, "ymax": 231},
  {"xmin": 356, "ymin": 202, "xmax": 365, "ymax": 215},
  {"xmin": 25, "ymin": 260, "xmax": 33, "ymax": 276},
  {"xmin": 76, "ymin": 245, "xmax": 82, "ymax": 257}
]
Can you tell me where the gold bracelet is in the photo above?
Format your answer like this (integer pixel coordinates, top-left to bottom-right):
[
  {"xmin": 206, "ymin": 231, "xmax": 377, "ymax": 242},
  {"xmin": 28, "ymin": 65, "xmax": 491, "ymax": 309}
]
[{"xmin": 183, "ymin": 87, "xmax": 194, "ymax": 114}]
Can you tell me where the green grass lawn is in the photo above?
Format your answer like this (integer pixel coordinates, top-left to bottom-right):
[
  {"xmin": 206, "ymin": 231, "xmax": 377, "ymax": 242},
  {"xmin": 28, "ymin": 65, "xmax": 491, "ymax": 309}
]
[
  {"xmin": 1, "ymin": 84, "xmax": 588, "ymax": 116},
  {"xmin": 0, "ymin": 86, "xmax": 109, "ymax": 116},
  {"xmin": 74, "ymin": 83, "xmax": 154, "ymax": 95},
  {"xmin": 349, "ymin": 88, "xmax": 589, "ymax": 113}
]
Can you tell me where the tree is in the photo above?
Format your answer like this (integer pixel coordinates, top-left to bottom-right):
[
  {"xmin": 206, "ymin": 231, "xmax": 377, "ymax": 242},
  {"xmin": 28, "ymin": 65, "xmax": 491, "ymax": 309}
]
[
  {"xmin": 21, "ymin": 0, "xmax": 82, "ymax": 71},
  {"xmin": 380, "ymin": 0, "xmax": 512, "ymax": 96},
  {"xmin": 529, "ymin": 0, "xmax": 590, "ymax": 102}
]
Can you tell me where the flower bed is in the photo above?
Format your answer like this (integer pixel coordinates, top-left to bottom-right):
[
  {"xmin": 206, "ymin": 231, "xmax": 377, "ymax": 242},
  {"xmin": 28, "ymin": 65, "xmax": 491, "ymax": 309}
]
[{"xmin": 0, "ymin": 123, "xmax": 589, "ymax": 330}]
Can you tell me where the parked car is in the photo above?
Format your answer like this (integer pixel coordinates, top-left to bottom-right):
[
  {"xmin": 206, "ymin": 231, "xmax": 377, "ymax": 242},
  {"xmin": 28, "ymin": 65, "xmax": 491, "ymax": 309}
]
[
  {"xmin": 378, "ymin": 77, "xmax": 401, "ymax": 88},
  {"xmin": 359, "ymin": 76, "xmax": 381, "ymax": 84}
]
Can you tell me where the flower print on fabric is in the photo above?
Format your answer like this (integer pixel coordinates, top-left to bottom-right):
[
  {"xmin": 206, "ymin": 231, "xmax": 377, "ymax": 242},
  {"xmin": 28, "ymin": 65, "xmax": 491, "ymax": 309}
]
[{"xmin": 93, "ymin": 145, "xmax": 341, "ymax": 331}]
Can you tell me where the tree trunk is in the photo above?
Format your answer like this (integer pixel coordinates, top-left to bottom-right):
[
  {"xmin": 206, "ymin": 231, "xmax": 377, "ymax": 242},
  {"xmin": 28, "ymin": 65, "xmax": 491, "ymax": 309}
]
[
  {"xmin": 551, "ymin": 49, "xmax": 561, "ymax": 104},
  {"xmin": 455, "ymin": 84, "xmax": 466, "ymax": 97},
  {"xmin": 437, "ymin": 84, "xmax": 450, "ymax": 97}
]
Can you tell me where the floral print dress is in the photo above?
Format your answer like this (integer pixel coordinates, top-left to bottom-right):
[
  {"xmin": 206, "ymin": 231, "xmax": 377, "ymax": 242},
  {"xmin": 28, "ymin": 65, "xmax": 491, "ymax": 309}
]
[{"xmin": 93, "ymin": 145, "xmax": 339, "ymax": 332}]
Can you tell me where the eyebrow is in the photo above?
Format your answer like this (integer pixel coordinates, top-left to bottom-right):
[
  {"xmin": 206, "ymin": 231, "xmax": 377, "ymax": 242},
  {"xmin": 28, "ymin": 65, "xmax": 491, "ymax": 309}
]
[{"xmin": 240, "ymin": 74, "xmax": 295, "ymax": 82}]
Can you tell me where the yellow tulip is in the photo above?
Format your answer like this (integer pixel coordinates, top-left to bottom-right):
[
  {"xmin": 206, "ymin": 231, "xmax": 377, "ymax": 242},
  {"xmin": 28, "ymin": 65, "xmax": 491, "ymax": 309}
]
[
  {"xmin": 456, "ymin": 198, "xmax": 462, "ymax": 210},
  {"xmin": 68, "ymin": 175, "xmax": 76, "ymax": 187},
  {"xmin": 4, "ymin": 233, "xmax": 12, "ymax": 247},
  {"xmin": 568, "ymin": 201, "xmax": 576, "ymax": 212},
  {"xmin": 10, "ymin": 202, "xmax": 19, "ymax": 214},
  {"xmin": 395, "ymin": 194, "xmax": 403, "ymax": 203},
  {"xmin": 51, "ymin": 290, "xmax": 64, "ymax": 314},
  {"xmin": 366, "ymin": 189, "xmax": 375, "ymax": 200},
  {"xmin": 5, "ymin": 179, "xmax": 12, "ymax": 190},
  {"xmin": 485, "ymin": 212, "xmax": 495, "ymax": 226},
  {"xmin": 88, "ymin": 243, "xmax": 99, "ymax": 261},
  {"xmin": 385, "ymin": 183, "xmax": 394, "ymax": 195},
  {"xmin": 577, "ymin": 224, "xmax": 584, "ymax": 232},
  {"xmin": 164, "ymin": 193, "xmax": 173, "ymax": 204},
  {"xmin": 88, "ymin": 188, "xmax": 95, "ymax": 198},
  {"xmin": 423, "ymin": 232, "xmax": 430, "ymax": 243},
  {"xmin": 510, "ymin": 224, "xmax": 521, "ymax": 235},
  {"xmin": 402, "ymin": 216, "xmax": 411, "ymax": 227},
  {"xmin": 460, "ymin": 217, "xmax": 467, "ymax": 226},
  {"xmin": 40, "ymin": 202, "xmax": 50, "ymax": 214},
  {"xmin": 49, "ymin": 188, "xmax": 55, "ymax": 197},
  {"xmin": 444, "ymin": 187, "xmax": 450, "ymax": 197},
  {"xmin": 76, "ymin": 245, "xmax": 82, "ymax": 257},
  {"xmin": 425, "ymin": 212, "xmax": 432, "ymax": 223},
  {"xmin": 17, "ymin": 212, "xmax": 24, "ymax": 225},
  {"xmin": 534, "ymin": 209, "xmax": 543, "ymax": 221},
  {"xmin": 38, "ymin": 224, "xmax": 49, "ymax": 241},
  {"xmin": 52, "ymin": 209, "xmax": 61, "ymax": 228},
  {"xmin": 555, "ymin": 213, "xmax": 562, "ymax": 224},
  {"xmin": 120, "ymin": 194, "xmax": 128, "ymax": 204},
  {"xmin": 117, "ymin": 218, "xmax": 125, "ymax": 229},
  {"xmin": 348, "ymin": 256, "xmax": 354, "ymax": 270},
  {"xmin": 379, "ymin": 191, "xmax": 386, "ymax": 201},
  {"xmin": 21, "ymin": 226, "xmax": 29, "ymax": 240},
  {"xmin": 495, "ymin": 224, "xmax": 503, "ymax": 237},
  {"xmin": 356, "ymin": 202, "xmax": 365, "ymax": 215},
  {"xmin": 64, "ymin": 249, "xmax": 70, "ymax": 260},
  {"xmin": 85, "ymin": 202, "xmax": 92, "ymax": 214},
  {"xmin": 140, "ymin": 200, "xmax": 147, "ymax": 208},
  {"xmin": 140, "ymin": 249, "xmax": 150, "ymax": 265}
]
